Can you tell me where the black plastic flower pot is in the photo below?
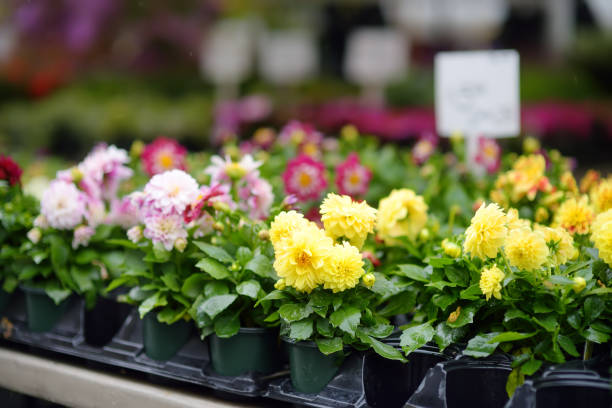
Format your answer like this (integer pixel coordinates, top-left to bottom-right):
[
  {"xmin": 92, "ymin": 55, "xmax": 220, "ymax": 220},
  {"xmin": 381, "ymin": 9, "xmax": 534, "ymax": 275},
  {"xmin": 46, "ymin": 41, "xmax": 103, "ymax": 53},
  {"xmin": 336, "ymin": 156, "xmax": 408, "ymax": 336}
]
[
  {"xmin": 83, "ymin": 296, "xmax": 132, "ymax": 347},
  {"xmin": 405, "ymin": 354, "xmax": 513, "ymax": 408},
  {"xmin": 363, "ymin": 341, "xmax": 456, "ymax": 408},
  {"xmin": 22, "ymin": 286, "xmax": 71, "ymax": 333},
  {"xmin": 209, "ymin": 327, "xmax": 282, "ymax": 376},
  {"xmin": 282, "ymin": 337, "xmax": 346, "ymax": 394},
  {"xmin": 0, "ymin": 288, "xmax": 12, "ymax": 314},
  {"xmin": 142, "ymin": 312, "xmax": 192, "ymax": 361},
  {"xmin": 506, "ymin": 360, "xmax": 612, "ymax": 408}
]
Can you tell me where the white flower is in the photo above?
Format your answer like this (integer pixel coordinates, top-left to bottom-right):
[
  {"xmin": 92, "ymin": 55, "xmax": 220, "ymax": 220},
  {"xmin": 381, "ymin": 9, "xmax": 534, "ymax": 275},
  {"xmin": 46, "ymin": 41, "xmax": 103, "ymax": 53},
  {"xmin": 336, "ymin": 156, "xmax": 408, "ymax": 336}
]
[
  {"xmin": 33, "ymin": 215, "xmax": 49, "ymax": 229},
  {"xmin": 127, "ymin": 225, "xmax": 143, "ymax": 243},
  {"xmin": 27, "ymin": 228, "xmax": 42, "ymax": 244},
  {"xmin": 72, "ymin": 226, "xmax": 95, "ymax": 249},
  {"xmin": 142, "ymin": 170, "xmax": 199, "ymax": 216},
  {"xmin": 143, "ymin": 213, "xmax": 187, "ymax": 251},
  {"xmin": 204, "ymin": 155, "xmax": 262, "ymax": 183},
  {"xmin": 41, "ymin": 180, "xmax": 87, "ymax": 230}
]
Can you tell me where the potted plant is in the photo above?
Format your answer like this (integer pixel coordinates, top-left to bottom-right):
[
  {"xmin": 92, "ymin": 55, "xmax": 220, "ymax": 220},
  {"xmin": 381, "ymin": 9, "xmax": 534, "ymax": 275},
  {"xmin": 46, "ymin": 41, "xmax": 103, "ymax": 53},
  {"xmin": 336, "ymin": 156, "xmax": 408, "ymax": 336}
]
[
  {"xmin": 20, "ymin": 145, "xmax": 135, "ymax": 335},
  {"xmin": 399, "ymin": 202, "xmax": 612, "ymax": 406},
  {"xmin": 266, "ymin": 193, "xmax": 406, "ymax": 394},
  {"xmin": 0, "ymin": 155, "xmax": 37, "ymax": 313}
]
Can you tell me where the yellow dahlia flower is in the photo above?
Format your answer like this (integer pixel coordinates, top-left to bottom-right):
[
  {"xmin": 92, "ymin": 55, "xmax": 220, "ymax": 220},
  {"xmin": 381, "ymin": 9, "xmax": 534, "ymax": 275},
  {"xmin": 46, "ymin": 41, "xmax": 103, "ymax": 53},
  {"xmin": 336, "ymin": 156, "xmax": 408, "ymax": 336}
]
[
  {"xmin": 591, "ymin": 178, "xmax": 612, "ymax": 214},
  {"xmin": 463, "ymin": 203, "xmax": 507, "ymax": 259},
  {"xmin": 504, "ymin": 228, "xmax": 549, "ymax": 271},
  {"xmin": 591, "ymin": 209, "xmax": 612, "ymax": 266},
  {"xmin": 273, "ymin": 224, "xmax": 333, "ymax": 292},
  {"xmin": 534, "ymin": 225, "xmax": 577, "ymax": 266},
  {"xmin": 270, "ymin": 210, "xmax": 310, "ymax": 250},
  {"xmin": 555, "ymin": 196, "xmax": 594, "ymax": 235},
  {"xmin": 580, "ymin": 170, "xmax": 600, "ymax": 194},
  {"xmin": 376, "ymin": 189, "xmax": 428, "ymax": 245},
  {"xmin": 506, "ymin": 208, "xmax": 530, "ymax": 232},
  {"xmin": 479, "ymin": 265, "xmax": 505, "ymax": 301},
  {"xmin": 560, "ymin": 171, "xmax": 578, "ymax": 194},
  {"xmin": 508, "ymin": 154, "xmax": 547, "ymax": 201},
  {"xmin": 320, "ymin": 193, "xmax": 377, "ymax": 249},
  {"xmin": 320, "ymin": 241, "xmax": 365, "ymax": 293}
]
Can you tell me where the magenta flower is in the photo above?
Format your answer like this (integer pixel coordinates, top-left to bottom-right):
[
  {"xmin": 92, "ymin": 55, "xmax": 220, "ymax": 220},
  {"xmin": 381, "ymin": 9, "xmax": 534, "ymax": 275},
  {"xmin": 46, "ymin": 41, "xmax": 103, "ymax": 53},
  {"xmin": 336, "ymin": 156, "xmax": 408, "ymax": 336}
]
[
  {"xmin": 335, "ymin": 153, "xmax": 372, "ymax": 198},
  {"xmin": 278, "ymin": 120, "xmax": 323, "ymax": 147},
  {"xmin": 183, "ymin": 184, "xmax": 228, "ymax": 223},
  {"xmin": 282, "ymin": 154, "xmax": 327, "ymax": 202},
  {"xmin": 141, "ymin": 138, "xmax": 187, "ymax": 177},
  {"xmin": 475, "ymin": 137, "xmax": 502, "ymax": 174},
  {"xmin": 412, "ymin": 132, "xmax": 438, "ymax": 165}
]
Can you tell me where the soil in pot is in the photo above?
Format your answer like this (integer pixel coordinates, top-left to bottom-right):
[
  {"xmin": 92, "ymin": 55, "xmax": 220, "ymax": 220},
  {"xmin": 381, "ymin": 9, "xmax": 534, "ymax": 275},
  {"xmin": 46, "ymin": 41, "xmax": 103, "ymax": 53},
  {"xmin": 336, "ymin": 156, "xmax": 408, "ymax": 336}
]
[
  {"xmin": 363, "ymin": 343, "xmax": 452, "ymax": 408},
  {"xmin": 283, "ymin": 337, "xmax": 345, "ymax": 394},
  {"xmin": 142, "ymin": 312, "xmax": 192, "ymax": 361},
  {"xmin": 209, "ymin": 327, "xmax": 282, "ymax": 376},
  {"xmin": 83, "ymin": 296, "xmax": 132, "ymax": 347},
  {"xmin": 22, "ymin": 286, "xmax": 71, "ymax": 333}
]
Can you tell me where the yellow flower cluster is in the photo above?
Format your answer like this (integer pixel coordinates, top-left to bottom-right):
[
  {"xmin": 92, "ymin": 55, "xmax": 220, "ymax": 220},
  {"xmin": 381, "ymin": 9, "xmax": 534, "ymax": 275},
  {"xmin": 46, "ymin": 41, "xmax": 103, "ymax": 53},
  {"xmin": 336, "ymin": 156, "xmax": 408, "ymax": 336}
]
[
  {"xmin": 464, "ymin": 203, "xmax": 507, "ymax": 259},
  {"xmin": 555, "ymin": 196, "xmax": 594, "ymax": 235},
  {"xmin": 320, "ymin": 193, "xmax": 377, "ymax": 249},
  {"xmin": 534, "ymin": 224, "xmax": 577, "ymax": 266},
  {"xmin": 271, "ymin": 193, "xmax": 378, "ymax": 293},
  {"xmin": 592, "ymin": 209, "xmax": 612, "ymax": 267},
  {"xmin": 479, "ymin": 265, "xmax": 505, "ymax": 301},
  {"xmin": 376, "ymin": 189, "xmax": 428, "ymax": 245},
  {"xmin": 591, "ymin": 178, "xmax": 612, "ymax": 214},
  {"xmin": 504, "ymin": 227, "xmax": 549, "ymax": 271}
]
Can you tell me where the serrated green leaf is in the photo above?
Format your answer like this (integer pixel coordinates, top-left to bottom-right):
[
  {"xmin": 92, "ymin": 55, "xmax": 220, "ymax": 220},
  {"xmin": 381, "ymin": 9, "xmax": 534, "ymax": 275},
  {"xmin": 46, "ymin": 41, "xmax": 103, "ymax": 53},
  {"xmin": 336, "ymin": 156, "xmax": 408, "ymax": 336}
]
[
  {"xmin": 400, "ymin": 322, "xmax": 435, "ymax": 354},
  {"xmin": 195, "ymin": 257, "xmax": 230, "ymax": 280},
  {"xmin": 160, "ymin": 272, "xmax": 180, "ymax": 291},
  {"xmin": 583, "ymin": 296, "xmax": 605, "ymax": 323},
  {"xmin": 446, "ymin": 304, "xmax": 479, "ymax": 328},
  {"xmin": 316, "ymin": 337, "xmax": 343, "ymax": 355},
  {"xmin": 214, "ymin": 312, "xmax": 240, "ymax": 338},
  {"xmin": 193, "ymin": 242, "xmax": 233, "ymax": 263},
  {"xmin": 520, "ymin": 359, "xmax": 542, "ymax": 376},
  {"xmin": 460, "ymin": 284, "xmax": 482, "ymax": 300},
  {"xmin": 463, "ymin": 333, "xmax": 501, "ymax": 358},
  {"xmin": 138, "ymin": 292, "xmax": 168, "ymax": 318},
  {"xmin": 330, "ymin": 306, "xmax": 361, "ymax": 336},
  {"xmin": 244, "ymin": 254, "xmax": 276, "ymax": 279},
  {"xmin": 434, "ymin": 322, "xmax": 468, "ymax": 351},
  {"xmin": 279, "ymin": 303, "xmax": 313, "ymax": 323},
  {"xmin": 489, "ymin": 332, "xmax": 536, "ymax": 343},
  {"xmin": 557, "ymin": 334, "xmax": 579, "ymax": 357},
  {"xmin": 290, "ymin": 318, "xmax": 313, "ymax": 340},
  {"xmin": 198, "ymin": 294, "xmax": 237, "ymax": 319},
  {"xmin": 181, "ymin": 273, "xmax": 208, "ymax": 299},
  {"xmin": 504, "ymin": 309, "xmax": 532, "ymax": 323},
  {"xmin": 583, "ymin": 327, "xmax": 610, "ymax": 344},
  {"xmin": 534, "ymin": 314, "xmax": 559, "ymax": 332},
  {"xmin": 396, "ymin": 264, "xmax": 431, "ymax": 282},
  {"xmin": 236, "ymin": 279, "xmax": 261, "ymax": 299}
]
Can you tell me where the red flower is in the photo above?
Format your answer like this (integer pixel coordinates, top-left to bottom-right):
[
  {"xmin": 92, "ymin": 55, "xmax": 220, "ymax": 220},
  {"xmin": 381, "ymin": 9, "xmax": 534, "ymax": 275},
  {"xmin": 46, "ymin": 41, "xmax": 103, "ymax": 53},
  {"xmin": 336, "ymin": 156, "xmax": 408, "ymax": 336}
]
[
  {"xmin": 183, "ymin": 184, "xmax": 227, "ymax": 223},
  {"xmin": 141, "ymin": 137, "xmax": 187, "ymax": 176},
  {"xmin": 0, "ymin": 155, "xmax": 23, "ymax": 186},
  {"xmin": 335, "ymin": 153, "xmax": 371, "ymax": 198},
  {"xmin": 282, "ymin": 154, "xmax": 327, "ymax": 202}
]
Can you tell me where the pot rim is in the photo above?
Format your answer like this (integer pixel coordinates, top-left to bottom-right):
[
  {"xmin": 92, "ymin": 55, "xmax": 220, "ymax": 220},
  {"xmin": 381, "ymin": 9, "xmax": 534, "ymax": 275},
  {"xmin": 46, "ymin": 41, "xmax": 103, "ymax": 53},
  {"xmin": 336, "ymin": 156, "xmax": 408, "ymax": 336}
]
[
  {"xmin": 237, "ymin": 326, "xmax": 277, "ymax": 334},
  {"xmin": 280, "ymin": 335, "xmax": 352, "ymax": 354}
]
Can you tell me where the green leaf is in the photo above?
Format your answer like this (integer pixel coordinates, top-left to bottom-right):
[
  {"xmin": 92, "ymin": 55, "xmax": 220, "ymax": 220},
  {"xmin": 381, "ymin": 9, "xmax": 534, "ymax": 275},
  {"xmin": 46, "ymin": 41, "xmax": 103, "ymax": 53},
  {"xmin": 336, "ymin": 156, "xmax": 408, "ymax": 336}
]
[
  {"xmin": 520, "ymin": 359, "xmax": 542, "ymax": 376},
  {"xmin": 557, "ymin": 334, "xmax": 580, "ymax": 357},
  {"xmin": 359, "ymin": 322, "xmax": 394, "ymax": 338},
  {"xmin": 195, "ymin": 258, "xmax": 230, "ymax": 280},
  {"xmin": 204, "ymin": 281, "xmax": 229, "ymax": 297},
  {"xmin": 330, "ymin": 307, "xmax": 361, "ymax": 336},
  {"xmin": 490, "ymin": 332, "xmax": 536, "ymax": 343},
  {"xmin": 264, "ymin": 311, "xmax": 279, "ymax": 322},
  {"xmin": 49, "ymin": 235, "xmax": 69, "ymax": 270},
  {"xmin": 70, "ymin": 266, "xmax": 94, "ymax": 293},
  {"xmin": 426, "ymin": 281, "xmax": 458, "ymax": 291},
  {"xmin": 434, "ymin": 322, "xmax": 468, "ymax": 351},
  {"xmin": 316, "ymin": 319, "xmax": 334, "ymax": 337},
  {"xmin": 460, "ymin": 284, "xmax": 482, "ymax": 300},
  {"xmin": 2, "ymin": 276, "xmax": 18, "ymax": 293},
  {"xmin": 18, "ymin": 264, "xmax": 39, "ymax": 281},
  {"xmin": 193, "ymin": 242, "xmax": 233, "ymax": 263},
  {"xmin": 198, "ymin": 294, "xmax": 238, "ymax": 319},
  {"xmin": 432, "ymin": 294, "xmax": 457, "ymax": 310},
  {"xmin": 236, "ymin": 280, "xmax": 261, "ymax": 299},
  {"xmin": 583, "ymin": 327, "xmax": 610, "ymax": 344},
  {"xmin": 583, "ymin": 296, "xmax": 605, "ymax": 323},
  {"xmin": 534, "ymin": 314, "xmax": 559, "ymax": 332},
  {"xmin": 567, "ymin": 312, "xmax": 582, "ymax": 330},
  {"xmin": 400, "ymin": 322, "xmax": 435, "ymax": 354},
  {"xmin": 370, "ymin": 272, "xmax": 400, "ymax": 298},
  {"xmin": 290, "ymin": 318, "xmax": 313, "ymax": 341},
  {"xmin": 316, "ymin": 337, "xmax": 343, "ymax": 355},
  {"xmin": 548, "ymin": 275, "xmax": 575, "ymax": 285},
  {"xmin": 160, "ymin": 272, "xmax": 180, "ymax": 292},
  {"xmin": 427, "ymin": 257, "xmax": 455, "ymax": 268},
  {"xmin": 506, "ymin": 367, "xmax": 524, "ymax": 397},
  {"xmin": 255, "ymin": 290, "xmax": 288, "ymax": 306},
  {"xmin": 244, "ymin": 254, "xmax": 276, "ymax": 279},
  {"xmin": 396, "ymin": 264, "xmax": 431, "ymax": 282},
  {"xmin": 504, "ymin": 309, "xmax": 532, "ymax": 323},
  {"xmin": 463, "ymin": 333, "xmax": 501, "ymax": 358},
  {"xmin": 74, "ymin": 249, "xmax": 98, "ymax": 264},
  {"xmin": 181, "ymin": 273, "xmax": 208, "ymax": 299},
  {"xmin": 44, "ymin": 284, "xmax": 72, "ymax": 305},
  {"xmin": 236, "ymin": 247, "xmax": 253, "ymax": 265},
  {"xmin": 446, "ymin": 304, "xmax": 479, "ymax": 328},
  {"xmin": 377, "ymin": 291, "xmax": 416, "ymax": 317},
  {"xmin": 279, "ymin": 303, "xmax": 313, "ymax": 323},
  {"xmin": 361, "ymin": 333, "xmax": 407, "ymax": 362},
  {"xmin": 157, "ymin": 306, "xmax": 187, "ymax": 325},
  {"xmin": 100, "ymin": 251, "xmax": 124, "ymax": 273},
  {"xmin": 138, "ymin": 292, "xmax": 168, "ymax": 318},
  {"xmin": 214, "ymin": 312, "xmax": 240, "ymax": 338}
]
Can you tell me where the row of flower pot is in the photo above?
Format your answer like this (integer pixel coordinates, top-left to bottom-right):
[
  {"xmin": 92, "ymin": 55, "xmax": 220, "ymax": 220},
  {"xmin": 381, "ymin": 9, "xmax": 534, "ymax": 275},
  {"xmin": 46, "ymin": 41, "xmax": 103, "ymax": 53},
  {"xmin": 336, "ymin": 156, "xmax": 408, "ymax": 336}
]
[{"xmin": 4, "ymin": 286, "xmax": 609, "ymax": 408}]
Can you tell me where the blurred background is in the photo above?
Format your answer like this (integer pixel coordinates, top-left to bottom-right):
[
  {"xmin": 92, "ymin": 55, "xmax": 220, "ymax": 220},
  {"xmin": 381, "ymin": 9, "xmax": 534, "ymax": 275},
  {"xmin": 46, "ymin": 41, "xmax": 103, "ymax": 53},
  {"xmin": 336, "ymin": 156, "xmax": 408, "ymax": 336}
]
[{"xmin": 0, "ymin": 0, "xmax": 611, "ymax": 164}]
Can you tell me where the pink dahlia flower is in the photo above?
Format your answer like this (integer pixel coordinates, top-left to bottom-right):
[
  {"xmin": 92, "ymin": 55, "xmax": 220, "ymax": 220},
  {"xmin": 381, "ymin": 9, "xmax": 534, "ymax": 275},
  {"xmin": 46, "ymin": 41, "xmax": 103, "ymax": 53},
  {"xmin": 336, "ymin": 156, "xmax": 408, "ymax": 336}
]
[
  {"xmin": 108, "ymin": 196, "xmax": 141, "ymax": 229},
  {"xmin": 142, "ymin": 213, "xmax": 187, "ymax": 251},
  {"xmin": 412, "ymin": 133, "xmax": 438, "ymax": 165},
  {"xmin": 204, "ymin": 154, "xmax": 262, "ymax": 184},
  {"xmin": 79, "ymin": 144, "xmax": 132, "ymax": 200},
  {"xmin": 141, "ymin": 138, "xmax": 187, "ymax": 177},
  {"xmin": 278, "ymin": 120, "xmax": 323, "ymax": 147},
  {"xmin": 142, "ymin": 169, "xmax": 199, "ymax": 216},
  {"xmin": 41, "ymin": 180, "xmax": 87, "ymax": 230},
  {"xmin": 475, "ymin": 137, "xmax": 501, "ymax": 174},
  {"xmin": 239, "ymin": 176, "xmax": 274, "ymax": 220},
  {"xmin": 335, "ymin": 153, "xmax": 371, "ymax": 198},
  {"xmin": 282, "ymin": 154, "xmax": 327, "ymax": 202},
  {"xmin": 72, "ymin": 225, "xmax": 95, "ymax": 249}
]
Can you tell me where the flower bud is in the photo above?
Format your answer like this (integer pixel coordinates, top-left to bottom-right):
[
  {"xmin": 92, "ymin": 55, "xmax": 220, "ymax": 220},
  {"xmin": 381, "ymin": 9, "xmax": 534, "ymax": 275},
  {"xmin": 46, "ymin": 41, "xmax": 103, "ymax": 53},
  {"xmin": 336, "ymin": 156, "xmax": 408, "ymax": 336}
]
[
  {"xmin": 572, "ymin": 277, "xmax": 586, "ymax": 293},
  {"xmin": 362, "ymin": 273, "xmax": 376, "ymax": 288},
  {"xmin": 34, "ymin": 214, "xmax": 49, "ymax": 229},
  {"xmin": 225, "ymin": 162, "xmax": 247, "ymax": 180},
  {"xmin": 274, "ymin": 279, "xmax": 286, "ymax": 290},
  {"xmin": 341, "ymin": 124, "xmax": 359, "ymax": 143},
  {"xmin": 127, "ymin": 226, "xmax": 142, "ymax": 244},
  {"xmin": 442, "ymin": 239, "xmax": 461, "ymax": 258},
  {"xmin": 174, "ymin": 237, "xmax": 188, "ymax": 253},
  {"xmin": 447, "ymin": 306, "xmax": 461, "ymax": 323},
  {"xmin": 70, "ymin": 167, "xmax": 83, "ymax": 184},
  {"xmin": 523, "ymin": 137, "xmax": 540, "ymax": 154},
  {"xmin": 418, "ymin": 228, "xmax": 430, "ymax": 241},
  {"xmin": 230, "ymin": 262, "xmax": 240, "ymax": 272},
  {"xmin": 213, "ymin": 222, "xmax": 225, "ymax": 232},
  {"xmin": 130, "ymin": 140, "xmax": 145, "ymax": 158},
  {"xmin": 27, "ymin": 228, "xmax": 41, "ymax": 244},
  {"xmin": 258, "ymin": 229, "xmax": 270, "ymax": 240},
  {"xmin": 212, "ymin": 201, "xmax": 230, "ymax": 213},
  {"xmin": 535, "ymin": 207, "xmax": 549, "ymax": 223}
]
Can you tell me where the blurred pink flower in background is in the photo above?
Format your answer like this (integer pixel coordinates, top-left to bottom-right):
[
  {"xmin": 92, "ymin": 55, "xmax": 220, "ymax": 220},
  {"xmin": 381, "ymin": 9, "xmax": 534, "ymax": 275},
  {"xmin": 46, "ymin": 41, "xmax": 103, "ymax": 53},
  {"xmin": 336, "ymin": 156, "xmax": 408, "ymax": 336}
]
[
  {"xmin": 283, "ymin": 154, "xmax": 327, "ymax": 202},
  {"xmin": 141, "ymin": 138, "xmax": 187, "ymax": 176},
  {"xmin": 475, "ymin": 137, "xmax": 501, "ymax": 174},
  {"xmin": 335, "ymin": 153, "xmax": 371, "ymax": 198}
]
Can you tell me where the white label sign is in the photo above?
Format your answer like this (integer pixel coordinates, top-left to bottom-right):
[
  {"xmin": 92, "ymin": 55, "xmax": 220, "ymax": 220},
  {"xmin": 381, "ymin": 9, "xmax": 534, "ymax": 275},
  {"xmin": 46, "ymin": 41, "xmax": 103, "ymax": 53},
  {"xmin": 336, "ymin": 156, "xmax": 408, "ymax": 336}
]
[
  {"xmin": 435, "ymin": 50, "xmax": 520, "ymax": 137},
  {"xmin": 258, "ymin": 29, "xmax": 318, "ymax": 85}
]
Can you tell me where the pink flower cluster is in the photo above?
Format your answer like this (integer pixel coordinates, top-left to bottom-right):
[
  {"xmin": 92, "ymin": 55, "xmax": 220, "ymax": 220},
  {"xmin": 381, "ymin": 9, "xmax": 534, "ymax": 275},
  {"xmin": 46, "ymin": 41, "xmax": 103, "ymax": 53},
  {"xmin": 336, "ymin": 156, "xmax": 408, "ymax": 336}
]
[
  {"xmin": 335, "ymin": 153, "xmax": 371, "ymax": 198},
  {"xmin": 475, "ymin": 137, "xmax": 502, "ymax": 174},
  {"xmin": 278, "ymin": 120, "xmax": 324, "ymax": 155},
  {"xmin": 141, "ymin": 137, "xmax": 187, "ymax": 177},
  {"xmin": 283, "ymin": 154, "xmax": 327, "ymax": 202}
]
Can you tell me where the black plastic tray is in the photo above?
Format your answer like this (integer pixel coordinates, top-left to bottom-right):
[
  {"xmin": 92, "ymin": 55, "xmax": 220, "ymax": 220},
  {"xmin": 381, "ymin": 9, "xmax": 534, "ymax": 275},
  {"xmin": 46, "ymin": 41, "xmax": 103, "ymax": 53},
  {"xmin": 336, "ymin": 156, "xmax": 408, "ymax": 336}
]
[{"xmin": 0, "ymin": 291, "xmax": 368, "ymax": 407}]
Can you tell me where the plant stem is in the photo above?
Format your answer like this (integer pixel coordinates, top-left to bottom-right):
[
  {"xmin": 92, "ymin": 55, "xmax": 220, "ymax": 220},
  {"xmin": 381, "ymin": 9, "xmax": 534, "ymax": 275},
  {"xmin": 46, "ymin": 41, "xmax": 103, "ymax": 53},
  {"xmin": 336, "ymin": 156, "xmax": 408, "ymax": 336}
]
[{"xmin": 583, "ymin": 340, "xmax": 593, "ymax": 360}]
